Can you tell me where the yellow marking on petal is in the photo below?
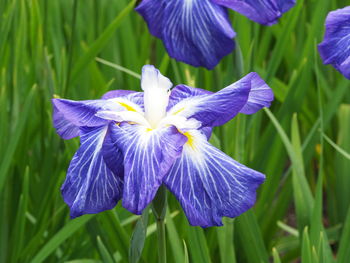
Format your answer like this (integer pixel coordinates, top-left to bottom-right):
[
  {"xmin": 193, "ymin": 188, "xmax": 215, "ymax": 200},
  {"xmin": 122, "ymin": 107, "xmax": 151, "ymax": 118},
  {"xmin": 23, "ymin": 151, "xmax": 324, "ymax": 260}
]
[
  {"xmin": 146, "ymin": 128, "xmax": 153, "ymax": 132},
  {"xmin": 173, "ymin": 107, "xmax": 185, "ymax": 115},
  {"xmin": 118, "ymin": 101, "xmax": 136, "ymax": 112},
  {"xmin": 183, "ymin": 131, "xmax": 196, "ymax": 151}
]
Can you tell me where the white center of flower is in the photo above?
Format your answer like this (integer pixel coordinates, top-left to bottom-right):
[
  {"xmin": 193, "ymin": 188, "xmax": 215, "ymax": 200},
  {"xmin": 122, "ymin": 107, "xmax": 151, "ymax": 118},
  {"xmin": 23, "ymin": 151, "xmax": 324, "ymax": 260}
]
[{"xmin": 141, "ymin": 66, "xmax": 172, "ymax": 128}]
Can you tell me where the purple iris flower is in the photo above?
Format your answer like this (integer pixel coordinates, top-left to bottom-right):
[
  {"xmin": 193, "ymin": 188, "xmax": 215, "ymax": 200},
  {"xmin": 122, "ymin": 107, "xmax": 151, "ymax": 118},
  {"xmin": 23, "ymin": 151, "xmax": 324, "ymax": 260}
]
[
  {"xmin": 52, "ymin": 65, "xmax": 273, "ymax": 227},
  {"xmin": 136, "ymin": 0, "xmax": 296, "ymax": 69},
  {"xmin": 318, "ymin": 6, "xmax": 350, "ymax": 79}
]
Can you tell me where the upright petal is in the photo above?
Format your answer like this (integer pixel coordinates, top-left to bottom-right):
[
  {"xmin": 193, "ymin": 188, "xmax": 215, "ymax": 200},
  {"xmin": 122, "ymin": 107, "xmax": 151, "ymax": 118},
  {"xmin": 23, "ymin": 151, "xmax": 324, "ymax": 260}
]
[
  {"xmin": 61, "ymin": 126, "xmax": 124, "ymax": 218},
  {"xmin": 163, "ymin": 130, "xmax": 265, "ymax": 227},
  {"xmin": 141, "ymin": 65, "xmax": 172, "ymax": 128},
  {"xmin": 136, "ymin": 0, "xmax": 236, "ymax": 69},
  {"xmin": 167, "ymin": 72, "xmax": 271, "ymax": 127},
  {"xmin": 318, "ymin": 6, "xmax": 350, "ymax": 79},
  {"xmin": 110, "ymin": 123, "xmax": 187, "ymax": 214},
  {"xmin": 213, "ymin": 0, "xmax": 296, "ymax": 25}
]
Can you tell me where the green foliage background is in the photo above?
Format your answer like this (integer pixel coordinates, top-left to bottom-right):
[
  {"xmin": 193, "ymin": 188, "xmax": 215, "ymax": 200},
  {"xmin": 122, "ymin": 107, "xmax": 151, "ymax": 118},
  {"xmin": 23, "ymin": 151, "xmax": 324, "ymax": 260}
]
[{"xmin": 1, "ymin": 0, "xmax": 350, "ymax": 262}]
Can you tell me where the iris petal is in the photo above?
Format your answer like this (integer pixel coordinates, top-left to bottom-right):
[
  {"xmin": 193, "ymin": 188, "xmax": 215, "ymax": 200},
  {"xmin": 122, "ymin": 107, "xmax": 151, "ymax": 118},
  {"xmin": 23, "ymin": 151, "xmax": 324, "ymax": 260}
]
[
  {"xmin": 168, "ymin": 84, "xmax": 212, "ymax": 110},
  {"xmin": 102, "ymin": 90, "xmax": 145, "ymax": 110},
  {"xmin": 136, "ymin": 0, "xmax": 236, "ymax": 69},
  {"xmin": 52, "ymin": 103, "xmax": 80, "ymax": 139},
  {"xmin": 163, "ymin": 130, "xmax": 265, "ymax": 227},
  {"xmin": 110, "ymin": 123, "xmax": 187, "ymax": 214},
  {"xmin": 318, "ymin": 6, "xmax": 350, "ymax": 79},
  {"xmin": 134, "ymin": 0, "xmax": 165, "ymax": 38},
  {"xmin": 168, "ymin": 72, "xmax": 271, "ymax": 127},
  {"xmin": 61, "ymin": 126, "xmax": 123, "ymax": 218},
  {"xmin": 52, "ymin": 98, "xmax": 120, "ymax": 127},
  {"xmin": 213, "ymin": 0, "xmax": 296, "ymax": 25},
  {"xmin": 101, "ymin": 90, "xmax": 137, "ymax": 99},
  {"xmin": 52, "ymin": 95, "xmax": 144, "ymax": 132},
  {"xmin": 239, "ymin": 72, "xmax": 274, "ymax": 114}
]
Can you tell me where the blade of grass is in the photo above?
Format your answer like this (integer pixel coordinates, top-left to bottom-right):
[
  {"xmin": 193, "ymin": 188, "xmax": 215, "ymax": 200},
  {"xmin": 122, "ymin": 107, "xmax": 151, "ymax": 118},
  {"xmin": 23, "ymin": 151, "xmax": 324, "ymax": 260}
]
[
  {"xmin": 322, "ymin": 133, "xmax": 350, "ymax": 160},
  {"xmin": 30, "ymin": 215, "xmax": 95, "ymax": 263},
  {"xmin": 0, "ymin": 86, "xmax": 36, "ymax": 191},
  {"xmin": 70, "ymin": 0, "xmax": 136, "ymax": 85}
]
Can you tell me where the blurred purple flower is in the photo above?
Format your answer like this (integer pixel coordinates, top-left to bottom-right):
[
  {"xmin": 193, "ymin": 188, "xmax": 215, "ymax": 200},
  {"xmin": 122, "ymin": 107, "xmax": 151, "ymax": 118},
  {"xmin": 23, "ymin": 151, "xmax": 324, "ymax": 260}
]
[
  {"xmin": 52, "ymin": 65, "xmax": 273, "ymax": 227},
  {"xmin": 318, "ymin": 6, "xmax": 350, "ymax": 79},
  {"xmin": 136, "ymin": 0, "xmax": 296, "ymax": 69}
]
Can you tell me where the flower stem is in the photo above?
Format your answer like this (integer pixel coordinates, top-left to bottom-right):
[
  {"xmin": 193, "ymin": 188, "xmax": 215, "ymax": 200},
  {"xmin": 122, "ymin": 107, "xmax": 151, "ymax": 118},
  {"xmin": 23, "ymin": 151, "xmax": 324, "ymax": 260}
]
[
  {"xmin": 156, "ymin": 215, "xmax": 166, "ymax": 263},
  {"xmin": 152, "ymin": 185, "xmax": 167, "ymax": 263}
]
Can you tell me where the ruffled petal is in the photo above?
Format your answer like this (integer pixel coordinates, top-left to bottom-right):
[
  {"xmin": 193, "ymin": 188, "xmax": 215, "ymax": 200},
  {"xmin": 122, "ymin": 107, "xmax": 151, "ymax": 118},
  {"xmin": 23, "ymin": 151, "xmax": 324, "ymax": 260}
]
[
  {"xmin": 167, "ymin": 72, "xmax": 271, "ymax": 127},
  {"xmin": 163, "ymin": 130, "xmax": 265, "ymax": 227},
  {"xmin": 136, "ymin": 0, "xmax": 236, "ymax": 69},
  {"xmin": 213, "ymin": 0, "xmax": 296, "ymax": 25},
  {"xmin": 318, "ymin": 6, "xmax": 350, "ymax": 79},
  {"xmin": 109, "ymin": 123, "xmax": 187, "ymax": 214},
  {"xmin": 61, "ymin": 126, "xmax": 124, "ymax": 218}
]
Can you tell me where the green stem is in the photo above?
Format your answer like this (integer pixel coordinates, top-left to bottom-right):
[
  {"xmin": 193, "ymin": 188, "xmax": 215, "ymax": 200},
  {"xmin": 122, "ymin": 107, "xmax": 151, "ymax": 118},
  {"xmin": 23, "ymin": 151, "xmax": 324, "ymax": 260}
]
[
  {"xmin": 156, "ymin": 216, "xmax": 166, "ymax": 263},
  {"xmin": 152, "ymin": 185, "xmax": 167, "ymax": 263}
]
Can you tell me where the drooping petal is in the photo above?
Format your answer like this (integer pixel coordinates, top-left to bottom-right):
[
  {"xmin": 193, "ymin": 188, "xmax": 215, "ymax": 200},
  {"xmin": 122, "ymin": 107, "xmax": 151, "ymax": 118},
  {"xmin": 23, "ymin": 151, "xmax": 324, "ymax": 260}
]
[
  {"xmin": 109, "ymin": 123, "xmax": 187, "ymax": 214},
  {"xmin": 168, "ymin": 72, "xmax": 271, "ymax": 127},
  {"xmin": 239, "ymin": 72, "xmax": 274, "ymax": 114},
  {"xmin": 61, "ymin": 126, "xmax": 123, "ymax": 218},
  {"xmin": 213, "ymin": 0, "xmax": 296, "ymax": 25},
  {"xmin": 52, "ymin": 103, "xmax": 80, "ymax": 140},
  {"xmin": 134, "ymin": 0, "xmax": 165, "ymax": 38},
  {"xmin": 163, "ymin": 130, "xmax": 265, "ymax": 227},
  {"xmin": 101, "ymin": 124, "xmax": 125, "ymax": 177},
  {"xmin": 318, "ymin": 6, "xmax": 350, "ymax": 79},
  {"xmin": 136, "ymin": 0, "xmax": 236, "ymax": 69}
]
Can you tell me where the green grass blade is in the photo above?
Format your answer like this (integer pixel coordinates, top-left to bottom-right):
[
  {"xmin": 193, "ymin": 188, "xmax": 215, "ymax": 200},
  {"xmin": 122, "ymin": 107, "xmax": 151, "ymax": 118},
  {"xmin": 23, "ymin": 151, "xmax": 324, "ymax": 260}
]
[
  {"xmin": 0, "ymin": 86, "xmax": 36, "ymax": 191},
  {"xmin": 322, "ymin": 133, "xmax": 350, "ymax": 160},
  {"xmin": 337, "ymin": 208, "xmax": 350, "ymax": 263},
  {"xmin": 30, "ymin": 215, "xmax": 95, "ymax": 263},
  {"xmin": 97, "ymin": 236, "xmax": 115, "ymax": 263},
  {"xmin": 70, "ymin": 0, "xmax": 136, "ymax": 85},
  {"xmin": 188, "ymin": 227, "xmax": 212, "ymax": 263}
]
